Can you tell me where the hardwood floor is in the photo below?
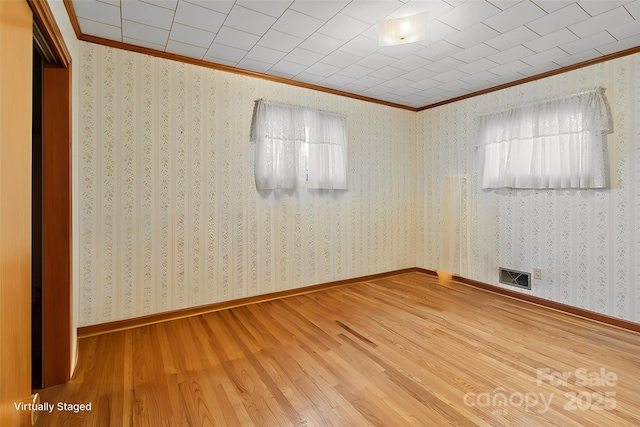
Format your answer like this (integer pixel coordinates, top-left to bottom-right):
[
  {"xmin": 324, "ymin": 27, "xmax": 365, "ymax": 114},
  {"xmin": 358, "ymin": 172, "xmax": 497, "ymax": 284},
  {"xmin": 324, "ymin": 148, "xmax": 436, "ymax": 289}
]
[{"xmin": 37, "ymin": 273, "xmax": 640, "ymax": 426}]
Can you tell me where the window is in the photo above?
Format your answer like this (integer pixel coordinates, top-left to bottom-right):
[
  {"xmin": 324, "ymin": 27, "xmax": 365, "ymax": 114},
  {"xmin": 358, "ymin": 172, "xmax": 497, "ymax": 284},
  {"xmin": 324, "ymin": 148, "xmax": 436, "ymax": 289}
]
[
  {"xmin": 250, "ymin": 99, "xmax": 348, "ymax": 190},
  {"xmin": 477, "ymin": 88, "xmax": 612, "ymax": 189}
]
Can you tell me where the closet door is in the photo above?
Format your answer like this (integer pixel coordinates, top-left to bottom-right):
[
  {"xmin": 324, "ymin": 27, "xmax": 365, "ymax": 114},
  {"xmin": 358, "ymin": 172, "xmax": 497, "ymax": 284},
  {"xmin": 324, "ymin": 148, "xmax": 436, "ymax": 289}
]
[{"xmin": 0, "ymin": 0, "xmax": 34, "ymax": 425}]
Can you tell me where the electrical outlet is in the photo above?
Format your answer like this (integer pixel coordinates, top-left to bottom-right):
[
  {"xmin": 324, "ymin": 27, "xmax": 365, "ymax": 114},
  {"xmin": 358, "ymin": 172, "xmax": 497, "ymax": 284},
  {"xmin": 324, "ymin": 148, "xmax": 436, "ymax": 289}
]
[{"xmin": 533, "ymin": 268, "xmax": 542, "ymax": 280}]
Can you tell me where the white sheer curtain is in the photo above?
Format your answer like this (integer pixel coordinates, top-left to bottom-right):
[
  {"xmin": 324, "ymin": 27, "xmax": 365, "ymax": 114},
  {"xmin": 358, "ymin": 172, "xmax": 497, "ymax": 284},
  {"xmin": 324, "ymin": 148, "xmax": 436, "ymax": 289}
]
[
  {"xmin": 250, "ymin": 99, "xmax": 348, "ymax": 190},
  {"xmin": 478, "ymin": 88, "xmax": 612, "ymax": 189}
]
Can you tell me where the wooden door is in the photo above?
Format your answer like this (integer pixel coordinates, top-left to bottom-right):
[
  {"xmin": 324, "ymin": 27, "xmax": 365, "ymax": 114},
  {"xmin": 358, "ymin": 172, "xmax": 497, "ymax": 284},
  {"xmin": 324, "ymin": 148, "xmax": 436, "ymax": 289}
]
[{"xmin": 0, "ymin": 0, "xmax": 34, "ymax": 425}]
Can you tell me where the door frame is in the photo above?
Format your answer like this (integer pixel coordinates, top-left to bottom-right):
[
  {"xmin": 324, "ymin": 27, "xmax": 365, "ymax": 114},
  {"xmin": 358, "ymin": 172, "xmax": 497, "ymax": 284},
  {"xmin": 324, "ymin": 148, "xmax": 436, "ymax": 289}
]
[{"xmin": 28, "ymin": 0, "xmax": 73, "ymax": 387}]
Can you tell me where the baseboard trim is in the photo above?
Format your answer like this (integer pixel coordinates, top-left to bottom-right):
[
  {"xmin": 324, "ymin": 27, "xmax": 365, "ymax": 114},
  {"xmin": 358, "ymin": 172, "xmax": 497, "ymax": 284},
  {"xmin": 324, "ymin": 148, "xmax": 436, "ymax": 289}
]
[
  {"xmin": 78, "ymin": 268, "xmax": 639, "ymax": 337},
  {"xmin": 77, "ymin": 268, "xmax": 422, "ymax": 338},
  {"xmin": 454, "ymin": 275, "xmax": 640, "ymax": 334}
]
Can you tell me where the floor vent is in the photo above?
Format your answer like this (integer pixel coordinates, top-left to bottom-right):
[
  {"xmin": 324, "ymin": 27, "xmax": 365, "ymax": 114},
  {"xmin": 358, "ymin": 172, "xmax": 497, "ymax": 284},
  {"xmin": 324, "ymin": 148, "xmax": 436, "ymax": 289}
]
[{"xmin": 499, "ymin": 268, "xmax": 531, "ymax": 290}]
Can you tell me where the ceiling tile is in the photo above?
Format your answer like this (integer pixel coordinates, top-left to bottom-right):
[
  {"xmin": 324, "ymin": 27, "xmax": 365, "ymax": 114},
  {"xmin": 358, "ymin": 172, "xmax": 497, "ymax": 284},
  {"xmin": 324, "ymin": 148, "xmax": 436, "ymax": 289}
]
[
  {"xmin": 452, "ymin": 43, "xmax": 499, "ymax": 63},
  {"xmin": 391, "ymin": 0, "xmax": 454, "ymax": 20},
  {"xmin": 485, "ymin": 26, "xmax": 538, "ymax": 51},
  {"xmin": 184, "ymin": 0, "xmax": 234, "ymax": 14},
  {"xmin": 122, "ymin": 19, "xmax": 169, "ymax": 45},
  {"xmin": 486, "ymin": 1, "xmax": 525, "ymax": 11},
  {"xmin": 457, "ymin": 58, "xmax": 499, "ymax": 74},
  {"xmin": 169, "ymin": 23, "xmax": 216, "ymax": 48},
  {"xmin": 377, "ymin": 42, "xmax": 424, "ymax": 60},
  {"xmin": 73, "ymin": 0, "xmax": 121, "ymax": 27},
  {"xmin": 526, "ymin": 3, "xmax": 590, "ymax": 36},
  {"xmin": 320, "ymin": 74, "xmax": 356, "ymax": 88},
  {"xmin": 165, "ymin": 40, "xmax": 207, "ymax": 59},
  {"xmin": 420, "ymin": 19, "xmax": 459, "ymax": 45},
  {"xmin": 121, "ymin": 0, "xmax": 175, "ymax": 30},
  {"xmin": 625, "ymin": 1, "xmax": 640, "ymax": 19},
  {"xmin": 356, "ymin": 52, "xmax": 397, "ymax": 70},
  {"xmin": 332, "ymin": 35, "xmax": 376, "ymax": 57},
  {"xmin": 392, "ymin": 55, "xmax": 432, "ymax": 72},
  {"xmin": 268, "ymin": 60, "xmax": 307, "ymax": 77},
  {"xmin": 437, "ymin": 0, "xmax": 501, "ymax": 30},
  {"xmin": 524, "ymin": 28, "xmax": 578, "ymax": 53},
  {"xmin": 489, "ymin": 59, "xmax": 531, "ymax": 76},
  {"xmin": 369, "ymin": 65, "xmax": 405, "ymax": 80},
  {"xmin": 595, "ymin": 35, "xmax": 640, "ymax": 55},
  {"xmin": 341, "ymin": 1, "xmax": 403, "ymax": 24},
  {"xmin": 379, "ymin": 77, "xmax": 415, "ymax": 90},
  {"xmin": 520, "ymin": 47, "xmax": 568, "ymax": 66},
  {"xmin": 205, "ymin": 42, "xmax": 248, "ymax": 63},
  {"xmin": 408, "ymin": 77, "xmax": 444, "ymax": 90},
  {"xmin": 318, "ymin": 13, "xmax": 371, "ymax": 42},
  {"xmin": 431, "ymin": 69, "xmax": 469, "ymax": 83},
  {"xmin": 272, "ymin": 9, "xmax": 325, "ymax": 39},
  {"xmin": 237, "ymin": 1, "xmax": 292, "ymax": 18},
  {"xmin": 608, "ymin": 19, "xmax": 640, "ymax": 41},
  {"xmin": 224, "ymin": 5, "xmax": 277, "ymax": 37},
  {"xmin": 246, "ymin": 45, "xmax": 288, "ymax": 64},
  {"xmin": 489, "ymin": 71, "xmax": 527, "ymax": 85},
  {"xmin": 304, "ymin": 62, "xmax": 341, "ymax": 78},
  {"xmin": 560, "ymin": 31, "xmax": 617, "ymax": 55},
  {"xmin": 362, "ymin": 85, "xmax": 392, "ymax": 96},
  {"xmin": 569, "ymin": 6, "xmax": 634, "ymax": 38},
  {"xmin": 214, "ymin": 26, "xmax": 260, "ymax": 51},
  {"xmin": 289, "ymin": 0, "xmax": 349, "ymax": 21},
  {"xmin": 460, "ymin": 69, "xmax": 499, "ymax": 85},
  {"xmin": 531, "ymin": 1, "xmax": 573, "ymax": 14},
  {"xmin": 392, "ymin": 85, "xmax": 422, "ymax": 96},
  {"xmin": 401, "ymin": 68, "xmax": 438, "ymax": 82},
  {"xmin": 415, "ymin": 40, "xmax": 462, "ymax": 62},
  {"xmin": 236, "ymin": 57, "xmax": 272, "ymax": 73},
  {"xmin": 258, "ymin": 30, "xmax": 304, "ymax": 53},
  {"xmin": 321, "ymin": 50, "xmax": 362, "ymax": 68},
  {"xmin": 426, "ymin": 56, "xmax": 466, "ymax": 73},
  {"xmin": 78, "ymin": 18, "xmax": 121, "ymax": 41},
  {"xmin": 299, "ymin": 33, "xmax": 344, "ymax": 56},
  {"xmin": 337, "ymin": 64, "xmax": 375, "ymax": 79},
  {"xmin": 483, "ymin": 0, "xmax": 546, "ymax": 33},
  {"xmin": 123, "ymin": 36, "xmax": 165, "ymax": 51},
  {"xmin": 578, "ymin": 1, "xmax": 633, "ymax": 16},
  {"xmin": 295, "ymin": 72, "xmax": 326, "ymax": 85},
  {"xmin": 487, "ymin": 45, "xmax": 535, "ymax": 64},
  {"xmin": 445, "ymin": 23, "xmax": 500, "ymax": 49},
  {"xmin": 142, "ymin": 0, "xmax": 177, "ymax": 11},
  {"xmin": 282, "ymin": 48, "xmax": 324, "ymax": 66},
  {"xmin": 174, "ymin": 1, "xmax": 226, "ymax": 33},
  {"xmin": 351, "ymin": 75, "xmax": 385, "ymax": 88},
  {"xmin": 553, "ymin": 49, "xmax": 603, "ymax": 67},
  {"xmin": 518, "ymin": 61, "xmax": 561, "ymax": 76}
]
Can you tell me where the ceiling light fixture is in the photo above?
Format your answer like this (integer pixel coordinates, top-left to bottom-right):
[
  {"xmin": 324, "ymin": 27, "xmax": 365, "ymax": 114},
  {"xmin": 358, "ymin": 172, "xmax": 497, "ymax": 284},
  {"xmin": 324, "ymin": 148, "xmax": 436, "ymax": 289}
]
[{"xmin": 377, "ymin": 13, "xmax": 428, "ymax": 46}]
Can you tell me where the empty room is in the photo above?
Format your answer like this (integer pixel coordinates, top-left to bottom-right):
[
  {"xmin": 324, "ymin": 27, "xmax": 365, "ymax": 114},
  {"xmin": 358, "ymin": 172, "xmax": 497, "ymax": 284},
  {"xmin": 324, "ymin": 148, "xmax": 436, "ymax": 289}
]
[{"xmin": 1, "ymin": 0, "xmax": 640, "ymax": 426}]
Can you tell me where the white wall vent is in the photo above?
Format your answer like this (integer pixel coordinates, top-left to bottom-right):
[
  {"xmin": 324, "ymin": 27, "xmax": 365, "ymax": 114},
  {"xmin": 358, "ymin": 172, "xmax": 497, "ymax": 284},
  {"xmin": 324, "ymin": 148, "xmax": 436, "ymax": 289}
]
[{"xmin": 499, "ymin": 268, "xmax": 531, "ymax": 290}]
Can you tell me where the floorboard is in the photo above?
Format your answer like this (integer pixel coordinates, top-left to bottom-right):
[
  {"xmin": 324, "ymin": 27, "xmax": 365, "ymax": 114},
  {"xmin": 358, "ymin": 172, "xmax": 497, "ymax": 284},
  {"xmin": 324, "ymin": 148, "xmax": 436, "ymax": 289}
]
[{"xmin": 37, "ymin": 273, "xmax": 640, "ymax": 426}]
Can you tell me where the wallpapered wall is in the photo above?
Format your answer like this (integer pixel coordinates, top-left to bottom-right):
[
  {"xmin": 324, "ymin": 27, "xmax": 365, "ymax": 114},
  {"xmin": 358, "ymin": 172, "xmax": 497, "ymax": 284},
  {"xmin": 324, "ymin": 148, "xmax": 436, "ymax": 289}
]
[
  {"xmin": 79, "ymin": 43, "xmax": 417, "ymax": 326},
  {"xmin": 417, "ymin": 53, "xmax": 640, "ymax": 323}
]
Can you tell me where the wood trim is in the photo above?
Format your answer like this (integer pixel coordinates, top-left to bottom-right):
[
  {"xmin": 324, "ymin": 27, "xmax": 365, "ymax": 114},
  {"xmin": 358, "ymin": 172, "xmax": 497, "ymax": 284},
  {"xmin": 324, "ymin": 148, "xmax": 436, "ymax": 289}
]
[
  {"xmin": 77, "ymin": 34, "xmax": 418, "ymax": 112},
  {"xmin": 27, "ymin": 0, "xmax": 72, "ymax": 67},
  {"xmin": 42, "ymin": 64, "xmax": 72, "ymax": 386},
  {"xmin": 417, "ymin": 45, "xmax": 640, "ymax": 111},
  {"xmin": 77, "ymin": 268, "xmax": 422, "ymax": 338},
  {"xmin": 454, "ymin": 275, "xmax": 640, "ymax": 334},
  {"xmin": 61, "ymin": 0, "xmax": 81, "ymax": 39}
]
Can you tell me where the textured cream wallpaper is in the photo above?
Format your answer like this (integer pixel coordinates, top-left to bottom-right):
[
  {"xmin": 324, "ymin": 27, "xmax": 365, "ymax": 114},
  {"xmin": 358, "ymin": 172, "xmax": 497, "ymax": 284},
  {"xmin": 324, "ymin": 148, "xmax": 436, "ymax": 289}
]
[
  {"xmin": 417, "ymin": 53, "xmax": 640, "ymax": 323},
  {"xmin": 79, "ymin": 43, "xmax": 417, "ymax": 326}
]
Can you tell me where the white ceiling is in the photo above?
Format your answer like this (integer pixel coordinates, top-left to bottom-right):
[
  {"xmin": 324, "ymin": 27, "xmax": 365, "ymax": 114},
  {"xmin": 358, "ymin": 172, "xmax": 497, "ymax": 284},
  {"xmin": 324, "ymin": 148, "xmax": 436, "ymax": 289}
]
[{"xmin": 71, "ymin": 0, "xmax": 640, "ymax": 109}]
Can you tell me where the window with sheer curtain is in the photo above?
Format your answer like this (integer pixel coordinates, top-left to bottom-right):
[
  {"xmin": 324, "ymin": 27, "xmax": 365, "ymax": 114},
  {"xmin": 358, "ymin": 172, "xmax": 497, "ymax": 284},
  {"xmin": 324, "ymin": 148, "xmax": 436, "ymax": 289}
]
[
  {"xmin": 477, "ymin": 88, "xmax": 613, "ymax": 189},
  {"xmin": 250, "ymin": 99, "xmax": 348, "ymax": 191}
]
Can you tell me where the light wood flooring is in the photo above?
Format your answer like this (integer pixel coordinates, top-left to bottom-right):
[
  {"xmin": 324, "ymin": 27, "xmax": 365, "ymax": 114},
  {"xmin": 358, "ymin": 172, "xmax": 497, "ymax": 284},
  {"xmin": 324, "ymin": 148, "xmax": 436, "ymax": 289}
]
[{"xmin": 37, "ymin": 272, "xmax": 640, "ymax": 426}]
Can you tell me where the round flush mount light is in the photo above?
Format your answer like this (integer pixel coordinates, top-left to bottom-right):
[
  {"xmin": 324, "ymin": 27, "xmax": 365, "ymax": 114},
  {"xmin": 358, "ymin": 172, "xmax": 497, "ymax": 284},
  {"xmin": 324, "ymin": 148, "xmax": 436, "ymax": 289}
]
[{"xmin": 377, "ymin": 12, "xmax": 428, "ymax": 46}]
